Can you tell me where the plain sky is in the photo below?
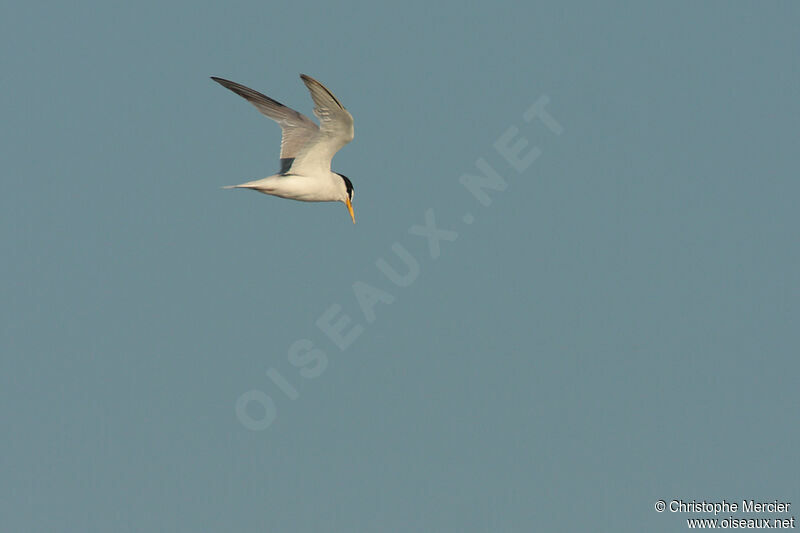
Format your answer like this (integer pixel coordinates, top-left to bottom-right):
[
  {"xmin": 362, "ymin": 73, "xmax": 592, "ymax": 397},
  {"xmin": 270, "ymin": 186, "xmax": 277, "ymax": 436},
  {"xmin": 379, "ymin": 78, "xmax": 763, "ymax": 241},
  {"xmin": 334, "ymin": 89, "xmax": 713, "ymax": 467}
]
[{"xmin": 2, "ymin": 1, "xmax": 799, "ymax": 531}]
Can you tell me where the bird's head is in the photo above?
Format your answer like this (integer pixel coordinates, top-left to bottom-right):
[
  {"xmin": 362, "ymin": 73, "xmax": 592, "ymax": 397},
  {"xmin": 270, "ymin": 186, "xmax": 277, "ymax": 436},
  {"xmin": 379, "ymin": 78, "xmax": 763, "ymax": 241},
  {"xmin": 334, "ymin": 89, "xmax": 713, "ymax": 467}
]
[{"xmin": 337, "ymin": 173, "xmax": 355, "ymax": 224}]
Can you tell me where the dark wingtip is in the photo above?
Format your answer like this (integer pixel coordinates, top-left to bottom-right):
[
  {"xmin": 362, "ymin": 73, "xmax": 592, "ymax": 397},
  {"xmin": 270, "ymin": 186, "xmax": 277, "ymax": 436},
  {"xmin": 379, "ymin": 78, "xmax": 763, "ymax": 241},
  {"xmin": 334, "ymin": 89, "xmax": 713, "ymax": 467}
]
[
  {"xmin": 299, "ymin": 74, "xmax": 345, "ymax": 110},
  {"xmin": 211, "ymin": 76, "xmax": 237, "ymax": 88}
]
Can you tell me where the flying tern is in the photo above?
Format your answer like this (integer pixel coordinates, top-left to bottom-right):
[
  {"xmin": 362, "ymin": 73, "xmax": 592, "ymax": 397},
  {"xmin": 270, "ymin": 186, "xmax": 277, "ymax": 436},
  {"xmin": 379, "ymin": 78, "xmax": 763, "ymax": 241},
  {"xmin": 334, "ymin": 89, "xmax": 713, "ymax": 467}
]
[{"xmin": 211, "ymin": 74, "xmax": 356, "ymax": 223}]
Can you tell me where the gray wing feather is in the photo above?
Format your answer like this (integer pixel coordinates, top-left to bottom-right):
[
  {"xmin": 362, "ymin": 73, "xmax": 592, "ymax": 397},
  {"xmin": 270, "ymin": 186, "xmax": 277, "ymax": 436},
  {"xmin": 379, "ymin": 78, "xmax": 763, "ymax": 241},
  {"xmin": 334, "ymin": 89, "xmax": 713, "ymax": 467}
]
[
  {"xmin": 211, "ymin": 77, "xmax": 319, "ymax": 160},
  {"xmin": 289, "ymin": 74, "xmax": 354, "ymax": 175}
]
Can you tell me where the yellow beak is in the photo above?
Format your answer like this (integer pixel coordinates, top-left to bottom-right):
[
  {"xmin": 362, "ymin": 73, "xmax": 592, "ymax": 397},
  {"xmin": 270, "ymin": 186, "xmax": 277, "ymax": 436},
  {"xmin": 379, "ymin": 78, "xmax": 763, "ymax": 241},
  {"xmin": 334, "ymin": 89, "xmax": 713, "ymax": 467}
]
[{"xmin": 345, "ymin": 196, "xmax": 355, "ymax": 224}]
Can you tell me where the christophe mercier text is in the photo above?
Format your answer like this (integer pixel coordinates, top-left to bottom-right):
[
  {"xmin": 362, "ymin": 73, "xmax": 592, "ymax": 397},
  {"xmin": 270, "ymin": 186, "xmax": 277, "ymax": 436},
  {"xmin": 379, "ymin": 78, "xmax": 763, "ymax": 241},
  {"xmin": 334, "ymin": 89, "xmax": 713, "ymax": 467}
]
[{"xmin": 670, "ymin": 500, "xmax": 791, "ymax": 514}]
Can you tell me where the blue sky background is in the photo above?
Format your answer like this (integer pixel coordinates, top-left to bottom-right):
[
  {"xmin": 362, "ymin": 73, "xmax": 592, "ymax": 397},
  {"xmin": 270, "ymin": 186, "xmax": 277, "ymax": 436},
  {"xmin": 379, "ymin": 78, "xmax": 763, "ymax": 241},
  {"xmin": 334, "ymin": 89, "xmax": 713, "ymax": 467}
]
[{"xmin": 2, "ymin": 1, "xmax": 799, "ymax": 531}]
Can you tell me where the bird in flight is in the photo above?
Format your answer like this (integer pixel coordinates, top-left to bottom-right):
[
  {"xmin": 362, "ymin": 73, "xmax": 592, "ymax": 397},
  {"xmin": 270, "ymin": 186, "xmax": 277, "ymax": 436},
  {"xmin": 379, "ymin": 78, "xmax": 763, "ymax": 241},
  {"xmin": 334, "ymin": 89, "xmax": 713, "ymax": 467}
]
[{"xmin": 211, "ymin": 74, "xmax": 356, "ymax": 223}]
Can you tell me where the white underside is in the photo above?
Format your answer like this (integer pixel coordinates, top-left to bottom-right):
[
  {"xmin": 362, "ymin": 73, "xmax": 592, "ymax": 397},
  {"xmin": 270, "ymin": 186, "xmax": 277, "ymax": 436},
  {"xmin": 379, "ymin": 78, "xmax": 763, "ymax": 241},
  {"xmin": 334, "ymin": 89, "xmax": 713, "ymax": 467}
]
[{"xmin": 229, "ymin": 172, "xmax": 345, "ymax": 203}]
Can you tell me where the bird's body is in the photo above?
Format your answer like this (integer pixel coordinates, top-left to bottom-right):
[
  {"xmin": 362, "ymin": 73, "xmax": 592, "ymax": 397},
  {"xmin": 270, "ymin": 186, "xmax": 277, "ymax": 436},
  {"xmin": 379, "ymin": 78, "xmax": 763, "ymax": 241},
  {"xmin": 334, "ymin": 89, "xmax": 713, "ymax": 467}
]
[
  {"xmin": 224, "ymin": 172, "xmax": 345, "ymax": 202},
  {"xmin": 212, "ymin": 74, "xmax": 357, "ymax": 223}
]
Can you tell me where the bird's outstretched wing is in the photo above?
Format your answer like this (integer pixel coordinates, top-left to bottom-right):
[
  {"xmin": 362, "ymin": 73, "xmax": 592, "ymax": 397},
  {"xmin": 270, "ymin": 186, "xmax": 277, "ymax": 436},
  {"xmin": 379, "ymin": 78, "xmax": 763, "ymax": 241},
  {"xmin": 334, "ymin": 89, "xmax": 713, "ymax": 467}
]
[
  {"xmin": 289, "ymin": 74, "xmax": 354, "ymax": 175},
  {"xmin": 210, "ymin": 77, "xmax": 319, "ymax": 161}
]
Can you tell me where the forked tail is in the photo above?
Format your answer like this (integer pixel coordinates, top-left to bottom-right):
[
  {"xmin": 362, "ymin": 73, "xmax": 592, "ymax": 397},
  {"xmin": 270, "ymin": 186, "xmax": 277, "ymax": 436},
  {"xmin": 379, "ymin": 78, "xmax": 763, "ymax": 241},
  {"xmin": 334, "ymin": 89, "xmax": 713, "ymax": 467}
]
[{"xmin": 221, "ymin": 178, "xmax": 265, "ymax": 190}]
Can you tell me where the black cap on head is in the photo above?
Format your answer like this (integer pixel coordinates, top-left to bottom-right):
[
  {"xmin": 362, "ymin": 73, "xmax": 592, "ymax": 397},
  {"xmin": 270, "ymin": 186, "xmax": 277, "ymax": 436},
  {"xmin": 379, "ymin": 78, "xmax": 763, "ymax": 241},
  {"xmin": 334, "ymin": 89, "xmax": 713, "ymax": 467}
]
[{"xmin": 337, "ymin": 173, "xmax": 354, "ymax": 200}]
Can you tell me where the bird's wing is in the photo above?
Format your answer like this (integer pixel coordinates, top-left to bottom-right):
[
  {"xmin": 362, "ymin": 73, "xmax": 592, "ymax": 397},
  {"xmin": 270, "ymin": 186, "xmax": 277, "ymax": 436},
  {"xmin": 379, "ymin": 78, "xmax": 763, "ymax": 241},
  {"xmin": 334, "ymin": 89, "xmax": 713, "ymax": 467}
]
[
  {"xmin": 211, "ymin": 77, "xmax": 319, "ymax": 160},
  {"xmin": 289, "ymin": 74, "xmax": 354, "ymax": 175}
]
